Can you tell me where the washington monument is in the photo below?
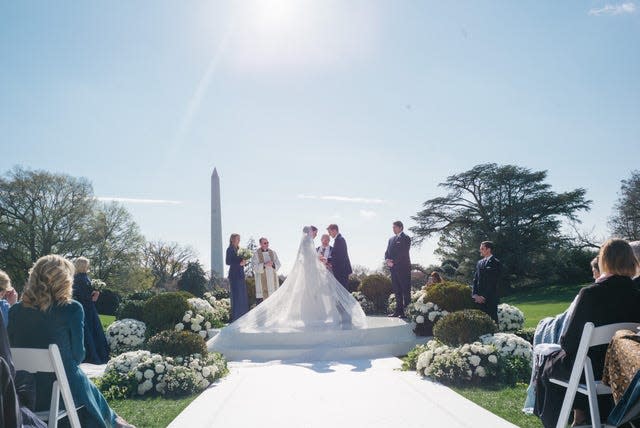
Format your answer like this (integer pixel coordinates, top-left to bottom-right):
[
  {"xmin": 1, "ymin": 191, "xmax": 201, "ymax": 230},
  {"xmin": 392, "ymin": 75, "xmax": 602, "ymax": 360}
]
[{"xmin": 211, "ymin": 168, "xmax": 224, "ymax": 279}]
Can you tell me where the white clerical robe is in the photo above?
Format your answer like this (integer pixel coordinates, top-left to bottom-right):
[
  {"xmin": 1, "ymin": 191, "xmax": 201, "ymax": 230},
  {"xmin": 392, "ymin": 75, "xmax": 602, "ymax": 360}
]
[{"xmin": 252, "ymin": 249, "xmax": 281, "ymax": 299}]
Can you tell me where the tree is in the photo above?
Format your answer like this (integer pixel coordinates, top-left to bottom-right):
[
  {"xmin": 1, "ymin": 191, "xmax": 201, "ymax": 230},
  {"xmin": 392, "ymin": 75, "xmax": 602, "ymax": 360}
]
[
  {"xmin": 81, "ymin": 202, "xmax": 145, "ymax": 285},
  {"xmin": 410, "ymin": 163, "xmax": 591, "ymax": 287},
  {"xmin": 243, "ymin": 237, "xmax": 257, "ymax": 277},
  {"xmin": 609, "ymin": 170, "xmax": 640, "ymax": 241},
  {"xmin": 0, "ymin": 167, "xmax": 95, "ymax": 287},
  {"xmin": 143, "ymin": 240, "xmax": 196, "ymax": 288},
  {"xmin": 178, "ymin": 261, "xmax": 208, "ymax": 297}
]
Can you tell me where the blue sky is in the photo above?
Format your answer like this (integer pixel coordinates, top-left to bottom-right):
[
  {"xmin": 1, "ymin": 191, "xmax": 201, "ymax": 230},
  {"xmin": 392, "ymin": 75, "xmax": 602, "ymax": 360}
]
[{"xmin": 1, "ymin": 1, "xmax": 639, "ymax": 275}]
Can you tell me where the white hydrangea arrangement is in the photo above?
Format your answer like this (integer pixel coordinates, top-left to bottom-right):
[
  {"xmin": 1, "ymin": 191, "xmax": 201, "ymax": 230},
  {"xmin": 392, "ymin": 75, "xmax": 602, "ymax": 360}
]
[
  {"xmin": 387, "ymin": 294, "xmax": 397, "ymax": 315},
  {"xmin": 497, "ymin": 303, "xmax": 525, "ymax": 332},
  {"xmin": 415, "ymin": 339, "xmax": 499, "ymax": 383},
  {"xmin": 102, "ymin": 350, "xmax": 228, "ymax": 397},
  {"xmin": 175, "ymin": 298, "xmax": 216, "ymax": 339},
  {"xmin": 106, "ymin": 319, "xmax": 146, "ymax": 354},
  {"xmin": 203, "ymin": 292, "xmax": 231, "ymax": 324},
  {"xmin": 480, "ymin": 332, "xmax": 533, "ymax": 362},
  {"xmin": 351, "ymin": 291, "xmax": 375, "ymax": 314},
  {"xmin": 407, "ymin": 292, "xmax": 449, "ymax": 336}
]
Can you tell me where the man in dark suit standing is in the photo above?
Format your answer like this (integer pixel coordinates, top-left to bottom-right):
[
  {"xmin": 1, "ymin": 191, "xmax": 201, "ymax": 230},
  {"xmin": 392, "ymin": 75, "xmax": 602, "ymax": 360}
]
[
  {"xmin": 385, "ymin": 221, "xmax": 412, "ymax": 318},
  {"xmin": 327, "ymin": 224, "xmax": 352, "ymax": 290},
  {"xmin": 472, "ymin": 241, "xmax": 501, "ymax": 323}
]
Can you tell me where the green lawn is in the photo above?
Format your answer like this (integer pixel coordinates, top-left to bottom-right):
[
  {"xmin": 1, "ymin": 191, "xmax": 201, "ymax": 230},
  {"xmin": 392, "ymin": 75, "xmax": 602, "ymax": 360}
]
[
  {"xmin": 452, "ymin": 383, "xmax": 542, "ymax": 428},
  {"xmin": 109, "ymin": 395, "xmax": 198, "ymax": 428},
  {"xmin": 99, "ymin": 314, "xmax": 115, "ymax": 330},
  {"xmin": 502, "ymin": 283, "xmax": 585, "ymax": 328}
]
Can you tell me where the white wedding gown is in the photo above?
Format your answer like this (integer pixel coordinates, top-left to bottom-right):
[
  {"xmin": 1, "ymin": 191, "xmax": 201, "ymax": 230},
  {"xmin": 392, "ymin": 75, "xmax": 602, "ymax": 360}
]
[{"xmin": 221, "ymin": 226, "xmax": 367, "ymax": 333}]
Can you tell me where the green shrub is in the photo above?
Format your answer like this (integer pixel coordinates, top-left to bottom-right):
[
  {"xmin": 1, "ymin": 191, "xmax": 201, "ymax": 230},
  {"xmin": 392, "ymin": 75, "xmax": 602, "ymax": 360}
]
[
  {"xmin": 128, "ymin": 290, "xmax": 157, "ymax": 301},
  {"xmin": 514, "ymin": 327, "xmax": 535, "ymax": 344},
  {"xmin": 358, "ymin": 274, "xmax": 392, "ymax": 313},
  {"xmin": 210, "ymin": 287, "xmax": 230, "ymax": 299},
  {"xmin": 95, "ymin": 289, "xmax": 122, "ymax": 315},
  {"xmin": 245, "ymin": 277, "xmax": 257, "ymax": 308},
  {"xmin": 146, "ymin": 330, "xmax": 207, "ymax": 357},
  {"xmin": 142, "ymin": 292, "xmax": 190, "ymax": 335},
  {"xmin": 116, "ymin": 300, "xmax": 145, "ymax": 321},
  {"xmin": 497, "ymin": 355, "xmax": 531, "ymax": 385},
  {"xmin": 433, "ymin": 309, "xmax": 497, "ymax": 346},
  {"xmin": 95, "ymin": 370, "xmax": 137, "ymax": 400},
  {"xmin": 401, "ymin": 343, "xmax": 428, "ymax": 371},
  {"xmin": 425, "ymin": 281, "xmax": 476, "ymax": 313}
]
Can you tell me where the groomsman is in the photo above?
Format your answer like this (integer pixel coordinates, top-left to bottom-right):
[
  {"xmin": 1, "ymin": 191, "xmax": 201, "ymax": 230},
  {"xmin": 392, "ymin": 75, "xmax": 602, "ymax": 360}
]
[
  {"xmin": 385, "ymin": 221, "xmax": 412, "ymax": 318},
  {"xmin": 327, "ymin": 224, "xmax": 352, "ymax": 290},
  {"xmin": 317, "ymin": 234, "xmax": 333, "ymax": 268},
  {"xmin": 472, "ymin": 241, "xmax": 501, "ymax": 323},
  {"xmin": 251, "ymin": 238, "xmax": 281, "ymax": 304}
]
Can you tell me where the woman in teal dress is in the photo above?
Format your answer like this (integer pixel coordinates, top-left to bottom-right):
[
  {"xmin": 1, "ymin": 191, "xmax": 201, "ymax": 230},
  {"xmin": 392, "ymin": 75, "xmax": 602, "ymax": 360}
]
[{"xmin": 8, "ymin": 255, "xmax": 135, "ymax": 428}]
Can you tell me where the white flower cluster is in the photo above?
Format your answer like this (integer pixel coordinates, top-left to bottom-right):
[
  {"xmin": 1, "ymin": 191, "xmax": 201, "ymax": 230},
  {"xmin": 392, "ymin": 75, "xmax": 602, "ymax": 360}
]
[
  {"xmin": 415, "ymin": 339, "xmax": 499, "ymax": 383},
  {"xmin": 237, "ymin": 247, "xmax": 252, "ymax": 260},
  {"xmin": 105, "ymin": 350, "xmax": 152, "ymax": 375},
  {"xmin": 175, "ymin": 298, "xmax": 215, "ymax": 339},
  {"xmin": 497, "ymin": 303, "xmax": 525, "ymax": 332},
  {"xmin": 104, "ymin": 350, "xmax": 227, "ymax": 396},
  {"xmin": 173, "ymin": 353, "xmax": 220, "ymax": 390},
  {"xmin": 409, "ymin": 294, "xmax": 449, "ymax": 325},
  {"xmin": 91, "ymin": 278, "xmax": 107, "ymax": 291},
  {"xmin": 480, "ymin": 332, "xmax": 533, "ymax": 362},
  {"xmin": 106, "ymin": 319, "xmax": 146, "ymax": 354},
  {"xmin": 204, "ymin": 292, "xmax": 231, "ymax": 323},
  {"xmin": 351, "ymin": 291, "xmax": 375, "ymax": 314},
  {"xmin": 387, "ymin": 294, "xmax": 397, "ymax": 314}
]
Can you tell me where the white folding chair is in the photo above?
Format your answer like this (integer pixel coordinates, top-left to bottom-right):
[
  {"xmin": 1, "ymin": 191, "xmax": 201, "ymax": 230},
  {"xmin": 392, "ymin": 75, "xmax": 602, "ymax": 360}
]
[
  {"xmin": 11, "ymin": 344, "xmax": 82, "ymax": 428},
  {"xmin": 545, "ymin": 322, "xmax": 640, "ymax": 428}
]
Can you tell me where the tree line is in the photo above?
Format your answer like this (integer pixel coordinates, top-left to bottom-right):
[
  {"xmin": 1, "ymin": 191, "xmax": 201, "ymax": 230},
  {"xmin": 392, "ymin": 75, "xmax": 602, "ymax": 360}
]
[{"xmin": 1, "ymin": 165, "xmax": 638, "ymax": 294}]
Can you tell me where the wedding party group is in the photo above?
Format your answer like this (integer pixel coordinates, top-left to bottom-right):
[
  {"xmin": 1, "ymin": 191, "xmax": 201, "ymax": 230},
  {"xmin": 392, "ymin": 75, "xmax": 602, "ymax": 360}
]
[{"xmin": 223, "ymin": 222, "xmax": 414, "ymax": 324}]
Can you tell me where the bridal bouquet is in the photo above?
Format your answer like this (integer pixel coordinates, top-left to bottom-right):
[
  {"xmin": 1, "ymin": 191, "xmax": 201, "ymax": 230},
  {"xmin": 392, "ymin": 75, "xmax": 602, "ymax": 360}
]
[
  {"xmin": 106, "ymin": 319, "xmax": 147, "ymax": 354},
  {"xmin": 480, "ymin": 332, "xmax": 533, "ymax": 361},
  {"xmin": 237, "ymin": 248, "xmax": 252, "ymax": 261},
  {"xmin": 497, "ymin": 303, "xmax": 525, "ymax": 332}
]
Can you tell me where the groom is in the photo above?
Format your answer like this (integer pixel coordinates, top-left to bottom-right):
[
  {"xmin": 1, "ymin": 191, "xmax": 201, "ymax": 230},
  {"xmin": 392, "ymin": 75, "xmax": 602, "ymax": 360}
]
[
  {"xmin": 327, "ymin": 224, "xmax": 352, "ymax": 290},
  {"xmin": 385, "ymin": 221, "xmax": 412, "ymax": 318}
]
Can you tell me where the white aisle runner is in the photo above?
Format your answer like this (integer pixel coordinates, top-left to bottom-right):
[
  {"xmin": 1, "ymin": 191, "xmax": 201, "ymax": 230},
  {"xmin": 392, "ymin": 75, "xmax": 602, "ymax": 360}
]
[{"xmin": 169, "ymin": 357, "xmax": 516, "ymax": 428}]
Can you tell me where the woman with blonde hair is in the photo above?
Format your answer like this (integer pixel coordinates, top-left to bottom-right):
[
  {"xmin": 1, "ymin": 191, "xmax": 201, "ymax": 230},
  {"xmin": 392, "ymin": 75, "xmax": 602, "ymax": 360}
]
[
  {"xmin": 535, "ymin": 239, "xmax": 640, "ymax": 427},
  {"xmin": 227, "ymin": 233, "xmax": 249, "ymax": 321},
  {"xmin": 8, "ymin": 255, "xmax": 135, "ymax": 428},
  {"xmin": 0, "ymin": 270, "xmax": 18, "ymax": 325},
  {"xmin": 72, "ymin": 257, "xmax": 109, "ymax": 364}
]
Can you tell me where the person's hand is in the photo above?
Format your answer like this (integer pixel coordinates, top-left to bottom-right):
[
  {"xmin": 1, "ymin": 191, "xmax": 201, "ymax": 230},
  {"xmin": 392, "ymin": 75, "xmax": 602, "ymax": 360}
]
[
  {"xmin": 91, "ymin": 290, "xmax": 100, "ymax": 302},
  {"xmin": 6, "ymin": 289, "xmax": 18, "ymax": 305},
  {"xmin": 240, "ymin": 259, "xmax": 247, "ymax": 266},
  {"xmin": 386, "ymin": 259, "xmax": 394, "ymax": 268},
  {"xmin": 265, "ymin": 261, "xmax": 273, "ymax": 268}
]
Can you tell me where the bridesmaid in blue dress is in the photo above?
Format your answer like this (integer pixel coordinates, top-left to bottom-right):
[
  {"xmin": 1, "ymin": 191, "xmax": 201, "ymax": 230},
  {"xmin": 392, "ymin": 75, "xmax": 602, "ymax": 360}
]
[
  {"xmin": 72, "ymin": 257, "xmax": 109, "ymax": 364},
  {"xmin": 8, "ymin": 255, "xmax": 135, "ymax": 428},
  {"xmin": 226, "ymin": 233, "xmax": 249, "ymax": 321}
]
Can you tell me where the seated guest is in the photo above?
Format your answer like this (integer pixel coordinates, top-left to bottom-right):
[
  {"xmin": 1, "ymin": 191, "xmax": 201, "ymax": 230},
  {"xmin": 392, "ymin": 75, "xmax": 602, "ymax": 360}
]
[
  {"xmin": 72, "ymin": 257, "xmax": 109, "ymax": 364},
  {"xmin": 0, "ymin": 314, "xmax": 46, "ymax": 428},
  {"xmin": 523, "ymin": 257, "xmax": 598, "ymax": 413},
  {"xmin": 630, "ymin": 241, "xmax": 640, "ymax": 289},
  {"xmin": 534, "ymin": 239, "xmax": 640, "ymax": 427},
  {"xmin": 8, "ymin": 255, "xmax": 135, "ymax": 428},
  {"xmin": 0, "ymin": 270, "xmax": 18, "ymax": 326}
]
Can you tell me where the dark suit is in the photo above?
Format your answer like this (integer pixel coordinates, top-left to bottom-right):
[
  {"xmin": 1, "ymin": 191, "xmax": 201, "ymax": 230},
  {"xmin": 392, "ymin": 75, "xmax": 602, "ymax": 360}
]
[
  {"xmin": 226, "ymin": 246, "xmax": 248, "ymax": 321},
  {"xmin": 633, "ymin": 275, "xmax": 640, "ymax": 291},
  {"xmin": 331, "ymin": 234, "xmax": 352, "ymax": 290},
  {"xmin": 535, "ymin": 275, "xmax": 640, "ymax": 427},
  {"xmin": 385, "ymin": 232, "xmax": 411, "ymax": 315},
  {"xmin": 472, "ymin": 255, "xmax": 501, "ymax": 323}
]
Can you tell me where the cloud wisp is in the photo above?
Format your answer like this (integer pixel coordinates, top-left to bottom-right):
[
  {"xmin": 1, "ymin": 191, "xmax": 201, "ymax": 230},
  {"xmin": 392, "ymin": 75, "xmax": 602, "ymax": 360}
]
[
  {"xmin": 588, "ymin": 2, "xmax": 636, "ymax": 15},
  {"xmin": 97, "ymin": 197, "xmax": 182, "ymax": 205},
  {"xmin": 297, "ymin": 194, "xmax": 386, "ymax": 204}
]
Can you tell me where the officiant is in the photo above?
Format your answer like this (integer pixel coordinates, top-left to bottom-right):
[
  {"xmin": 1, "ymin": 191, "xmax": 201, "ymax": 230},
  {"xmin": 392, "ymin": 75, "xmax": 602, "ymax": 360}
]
[{"xmin": 252, "ymin": 238, "xmax": 282, "ymax": 303}]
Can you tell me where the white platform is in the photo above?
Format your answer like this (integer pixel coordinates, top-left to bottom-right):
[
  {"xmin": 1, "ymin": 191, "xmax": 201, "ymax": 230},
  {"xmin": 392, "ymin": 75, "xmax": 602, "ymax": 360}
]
[
  {"xmin": 207, "ymin": 316, "xmax": 422, "ymax": 362},
  {"xmin": 169, "ymin": 357, "xmax": 517, "ymax": 428}
]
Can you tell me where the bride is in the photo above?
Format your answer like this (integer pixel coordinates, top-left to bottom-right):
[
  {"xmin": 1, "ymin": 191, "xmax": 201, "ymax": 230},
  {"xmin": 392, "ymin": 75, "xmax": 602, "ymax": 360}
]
[{"xmin": 213, "ymin": 226, "xmax": 367, "ymax": 334}]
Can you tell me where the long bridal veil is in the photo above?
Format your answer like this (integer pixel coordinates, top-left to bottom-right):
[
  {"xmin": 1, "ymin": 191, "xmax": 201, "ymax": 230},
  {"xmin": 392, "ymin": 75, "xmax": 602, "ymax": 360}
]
[{"xmin": 224, "ymin": 226, "xmax": 367, "ymax": 333}]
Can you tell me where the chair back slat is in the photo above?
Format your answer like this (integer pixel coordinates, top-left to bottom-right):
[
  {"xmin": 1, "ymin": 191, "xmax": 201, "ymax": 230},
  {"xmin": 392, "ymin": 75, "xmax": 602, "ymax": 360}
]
[
  {"xmin": 589, "ymin": 322, "xmax": 640, "ymax": 347},
  {"xmin": 10, "ymin": 347, "xmax": 55, "ymax": 373}
]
